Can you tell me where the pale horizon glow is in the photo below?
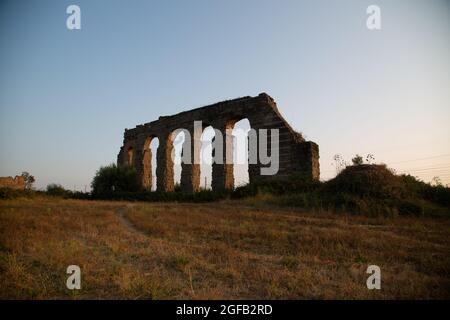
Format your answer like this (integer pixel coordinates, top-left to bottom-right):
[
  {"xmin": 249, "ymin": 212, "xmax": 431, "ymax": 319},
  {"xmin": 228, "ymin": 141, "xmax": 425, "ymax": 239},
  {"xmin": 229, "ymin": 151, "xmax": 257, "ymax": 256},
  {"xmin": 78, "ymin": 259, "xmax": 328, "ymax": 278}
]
[{"xmin": 0, "ymin": 0, "xmax": 449, "ymax": 190}]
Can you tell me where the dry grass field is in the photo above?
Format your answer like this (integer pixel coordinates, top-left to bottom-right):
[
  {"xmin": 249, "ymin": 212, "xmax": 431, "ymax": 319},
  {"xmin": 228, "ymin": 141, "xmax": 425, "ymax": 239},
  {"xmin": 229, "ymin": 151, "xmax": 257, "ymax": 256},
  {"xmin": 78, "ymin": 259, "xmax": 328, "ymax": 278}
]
[{"xmin": 0, "ymin": 197, "xmax": 449, "ymax": 299}]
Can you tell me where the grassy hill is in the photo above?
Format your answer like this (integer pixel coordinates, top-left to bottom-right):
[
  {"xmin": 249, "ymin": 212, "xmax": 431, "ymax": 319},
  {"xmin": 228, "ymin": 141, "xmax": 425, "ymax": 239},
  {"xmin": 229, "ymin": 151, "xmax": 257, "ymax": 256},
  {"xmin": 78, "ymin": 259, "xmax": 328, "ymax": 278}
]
[{"xmin": 1, "ymin": 198, "xmax": 449, "ymax": 299}]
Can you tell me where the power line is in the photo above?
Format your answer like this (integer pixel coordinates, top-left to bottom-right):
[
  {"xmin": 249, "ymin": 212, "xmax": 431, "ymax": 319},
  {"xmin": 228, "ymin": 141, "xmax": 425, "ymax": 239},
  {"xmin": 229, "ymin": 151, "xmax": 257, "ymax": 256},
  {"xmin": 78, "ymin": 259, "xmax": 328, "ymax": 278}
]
[
  {"xmin": 387, "ymin": 153, "xmax": 450, "ymax": 164},
  {"xmin": 398, "ymin": 167, "xmax": 450, "ymax": 173},
  {"xmin": 399, "ymin": 170, "xmax": 450, "ymax": 174},
  {"xmin": 323, "ymin": 164, "xmax": 450, "ymax": 174},
  {"xmin": 397, "ymin": 164, "xmax": 450, "ymax": 171},
  {"xmin": 320, "ymin": 154, "xmax": 450, "ymax": 181}
]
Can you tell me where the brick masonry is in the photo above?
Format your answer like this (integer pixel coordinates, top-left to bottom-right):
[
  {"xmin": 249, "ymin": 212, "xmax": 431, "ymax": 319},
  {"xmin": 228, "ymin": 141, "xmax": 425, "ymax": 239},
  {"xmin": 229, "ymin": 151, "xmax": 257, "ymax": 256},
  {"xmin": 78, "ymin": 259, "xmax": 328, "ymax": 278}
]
[
  {"xmin": 0, "ymin": 176, "xmax": 25, "ymax": 190},
  {"xmin": 117, "ymin": 93, "xmax": 320, "ymax": 192}
]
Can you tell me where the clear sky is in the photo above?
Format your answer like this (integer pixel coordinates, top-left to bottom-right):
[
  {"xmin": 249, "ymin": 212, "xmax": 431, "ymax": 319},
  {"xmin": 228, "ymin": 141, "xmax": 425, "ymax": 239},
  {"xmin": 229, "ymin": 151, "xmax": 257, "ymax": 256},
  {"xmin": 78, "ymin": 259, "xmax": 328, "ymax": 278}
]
[{"xmin": 1, "ymin": 0, "xmax": 449, "ymax": 190}]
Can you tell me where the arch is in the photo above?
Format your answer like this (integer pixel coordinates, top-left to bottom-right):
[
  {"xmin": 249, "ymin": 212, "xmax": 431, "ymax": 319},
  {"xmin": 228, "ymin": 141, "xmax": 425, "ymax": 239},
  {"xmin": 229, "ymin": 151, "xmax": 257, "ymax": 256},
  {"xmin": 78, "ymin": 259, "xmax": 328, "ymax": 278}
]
[
  {"xmin": 171, "ymin": 129, "xmax": 186, "ymax": 190},
  {"xmin": 142, "ymin": 136, "xmax": 159, "ymax": 190},
  {"xmin": 232, "ymin": 118, "xmax": 251, "ymax": 187},
  {"xmin": 200, "ymin": 125, "xmax": 215, "ymax": 189},
  {"xmin": 149, "ymin": 138, "xmax": 159, "ymax": 191}
]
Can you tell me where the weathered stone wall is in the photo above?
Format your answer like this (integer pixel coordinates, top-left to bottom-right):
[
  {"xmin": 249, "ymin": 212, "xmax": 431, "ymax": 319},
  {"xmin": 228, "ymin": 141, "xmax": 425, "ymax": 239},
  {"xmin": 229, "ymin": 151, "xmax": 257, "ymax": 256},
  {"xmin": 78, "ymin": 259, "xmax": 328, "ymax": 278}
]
[
  {"xmin": 118, "ymin": 93, "xmax": 320, "ymax": 192},
  {"xmin": 0, "ymin": 176, "xmax": 25, "ymax": 190}
]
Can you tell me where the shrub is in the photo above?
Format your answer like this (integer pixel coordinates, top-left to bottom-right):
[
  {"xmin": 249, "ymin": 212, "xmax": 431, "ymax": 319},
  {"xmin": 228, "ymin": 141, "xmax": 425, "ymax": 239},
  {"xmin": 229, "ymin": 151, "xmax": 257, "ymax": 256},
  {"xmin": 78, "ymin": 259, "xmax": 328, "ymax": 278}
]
[
  {"xmin": 351, "ymin": 154, "xmax": 364, "ymax": 165},
  {"xmin": 0, "ymin": 188, "xmax": 37, "ymax": 200},
  {"xmin": 21, "ymin": 171, "xmax": 35, "ymax": 190},
  {"xmin": 76, "ymin": 162, "xmax": 450, "ymax": 217},
  {"xmin": 173, "ymin": 183, "xmax": 182, "ymax": 193},
  {"xmin": 323, "ymin": 164, "xmax": 404, "ymax": 199},
  {"xmin": 400, "ymin": 174, "xmax": 450, "ymax": 207},
  {"xmin": 232, "ymin": 184, "xmax": 257, "ymax": 199},
  {"xmin": 71, "ymin": 191, "xmax": 91, "ymax": 200},
  {"xmin": 242, "ymin": 164, "xmax": 450, "ymax": 217},
  {"xmin": 232, "ymin": 175, "xmax": 321, "ymax": 199},
  {"xmin": 91, "ymin": 164, "xmax": 141, "ymax": 198},
  {"xmin": 46, "ymin": 184, "xmax": 71, "ymax": 197}
]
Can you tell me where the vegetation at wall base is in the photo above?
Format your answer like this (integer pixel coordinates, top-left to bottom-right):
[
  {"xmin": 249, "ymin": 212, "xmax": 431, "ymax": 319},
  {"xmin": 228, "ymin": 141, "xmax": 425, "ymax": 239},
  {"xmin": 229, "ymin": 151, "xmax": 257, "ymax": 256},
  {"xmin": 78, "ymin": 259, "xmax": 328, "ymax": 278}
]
[
  {"xmin": 0, "ymin": 188, "xmax": 39, "ymax": 200},
  {"xmin": 1, "ymin": 163, "xmax": 448, "ymax": 217},
  {"xmin": 242, "ymin": 164, "xmax": 449, "ymax": 217}
]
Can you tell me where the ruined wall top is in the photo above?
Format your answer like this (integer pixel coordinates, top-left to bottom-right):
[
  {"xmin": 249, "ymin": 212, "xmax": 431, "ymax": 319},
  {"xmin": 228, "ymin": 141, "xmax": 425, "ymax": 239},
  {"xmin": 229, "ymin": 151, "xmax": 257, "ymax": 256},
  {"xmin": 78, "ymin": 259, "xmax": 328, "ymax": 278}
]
[
  {"xmin": 0, "ymin": 176, "xmax": 25, "ymax": 190},
  {"xmin": 118, "ymin": 92, "xmax": 320, "ymax": 187},
  {"xmin": 122, "ymin": 92, "xmax": 304, "ymax": 143}
]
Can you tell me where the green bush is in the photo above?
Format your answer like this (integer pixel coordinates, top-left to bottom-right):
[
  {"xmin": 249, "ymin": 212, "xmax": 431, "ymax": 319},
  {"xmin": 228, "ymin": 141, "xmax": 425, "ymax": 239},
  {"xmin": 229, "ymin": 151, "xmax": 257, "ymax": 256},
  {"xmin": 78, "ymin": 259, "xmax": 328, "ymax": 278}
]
[
  {"xmin": 0, "ymin": 188, "xmax": 38, "ymax": 200},
  {"xmin": 46, "ymin": 184, "xmax": 71, "ymax": 197},
  {"xmin": 245, "ymin": 164, "xmax": 450, "ymax": 217},
  {"xmin": 91, "ymin": 164, "xmax": 142, "ymax": 198},
  {"xmin": 0, "ymin": 186, "xmax": 89, "ymax": 200},
  {"xmin": 8, "ymin": 162, "xmax": 442, "ymax": 217},
  {"xmin": 400, "ymin": 174, "xmax": 450, "ymax": 207},
  {"xmin": 231, "ymin": 175, "xmax": 320, "ymax": 199},
  {"xmin": 323, "ymin": 164, "xmax": 404, "ymax": 199},
  {"xmin": 173, "ymin": 183, "xmax": 182, "ymax": 193},
  {"xmin": 351, "ymin": 154, "xmax": 364, "ymax": 165},
  {"xmin": 71, "ymin": 191, "xmax": 91, "ymax": 200},
  {"xmin": 232, "ymin": 184, "xmax": 257, "ymax": 199}
]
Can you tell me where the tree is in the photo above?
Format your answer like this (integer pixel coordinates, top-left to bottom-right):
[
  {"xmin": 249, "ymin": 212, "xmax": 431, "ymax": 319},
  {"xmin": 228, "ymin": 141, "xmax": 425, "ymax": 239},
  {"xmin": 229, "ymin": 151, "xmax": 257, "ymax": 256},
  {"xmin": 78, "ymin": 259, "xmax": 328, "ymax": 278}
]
[
  {"xmin": 431, "ymin": 176, "xmax": 443, "ymax": 187},
  {"xmin": 91, "ymin": 164, "xmax": 141, "ymax": 196},
  {"xmin": 46, "ymin": 183, "xmax": 69, "ymax": 197},
  {"xmin": 351, "ymin": 154, "xmax": 364, "ymax": 166},
  {"xmin": 366, "ymin": 154, "xmax": 375, "ymax": 164},
  {"xmin": 333, "ymin": 154, "xmax": 348, "ymax": 174},
  {"xmin": 21, "ymin": 171, "xmax": 35, "ymax": 189}
]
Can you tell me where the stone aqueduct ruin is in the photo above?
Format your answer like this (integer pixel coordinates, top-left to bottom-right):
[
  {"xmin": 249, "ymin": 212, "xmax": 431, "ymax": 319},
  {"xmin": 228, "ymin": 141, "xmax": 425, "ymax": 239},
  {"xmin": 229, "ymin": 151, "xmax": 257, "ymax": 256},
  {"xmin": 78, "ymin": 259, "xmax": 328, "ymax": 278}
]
[{"xmin": 118, "ymin": 93, "xmax": 319, "ymax": 193}]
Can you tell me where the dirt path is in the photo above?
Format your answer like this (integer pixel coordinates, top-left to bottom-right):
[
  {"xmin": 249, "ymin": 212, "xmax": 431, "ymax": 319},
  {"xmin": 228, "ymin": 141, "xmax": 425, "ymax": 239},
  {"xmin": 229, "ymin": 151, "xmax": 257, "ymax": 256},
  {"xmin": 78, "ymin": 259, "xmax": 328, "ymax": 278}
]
[{"xmin": 114, "ymin": 204, "xmax": 147, "ymax": 236}]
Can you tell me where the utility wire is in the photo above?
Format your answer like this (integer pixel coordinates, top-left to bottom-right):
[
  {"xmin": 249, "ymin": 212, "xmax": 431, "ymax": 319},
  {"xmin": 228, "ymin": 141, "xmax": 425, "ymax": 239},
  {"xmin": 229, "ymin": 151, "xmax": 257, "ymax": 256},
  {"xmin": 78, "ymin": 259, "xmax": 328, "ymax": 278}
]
[
  {"xmin": 398, "ymin": 167, "xmax": 450, "ymax": 173},
  {"xmin": 387, "ymin": 154, "xmax": 450, "ymax": 164}
]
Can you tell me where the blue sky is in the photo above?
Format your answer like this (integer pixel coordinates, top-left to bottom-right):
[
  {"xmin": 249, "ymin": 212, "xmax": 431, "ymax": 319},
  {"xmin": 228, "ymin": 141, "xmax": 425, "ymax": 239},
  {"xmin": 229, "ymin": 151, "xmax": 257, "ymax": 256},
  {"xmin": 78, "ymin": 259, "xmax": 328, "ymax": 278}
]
[{"xmin": 1, "ymin": 0, "xmax": 449, "ymax": 190}]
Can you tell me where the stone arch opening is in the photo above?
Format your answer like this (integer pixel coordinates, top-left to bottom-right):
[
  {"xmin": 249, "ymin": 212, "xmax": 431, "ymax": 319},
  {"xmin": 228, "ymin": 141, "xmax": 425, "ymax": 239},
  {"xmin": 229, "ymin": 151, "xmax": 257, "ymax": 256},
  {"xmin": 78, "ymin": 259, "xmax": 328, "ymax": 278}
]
[
  {"xmin": 142, "ymin": 137, "xmax": 160, "ymax": 191},
  {"xmin": 150, "ymin": 138, "xmax": 159, "ymax": 191},
  {"xmin": 232, "ymin": 118, "xmax": 251, "ymax": 188},
  {"xmin": 171, "ymin": 129, "xmax": 186, "ymax": 190},
  {"xmin": 200, "ymin": 125, "xmax": 215, "ymax": 190}
]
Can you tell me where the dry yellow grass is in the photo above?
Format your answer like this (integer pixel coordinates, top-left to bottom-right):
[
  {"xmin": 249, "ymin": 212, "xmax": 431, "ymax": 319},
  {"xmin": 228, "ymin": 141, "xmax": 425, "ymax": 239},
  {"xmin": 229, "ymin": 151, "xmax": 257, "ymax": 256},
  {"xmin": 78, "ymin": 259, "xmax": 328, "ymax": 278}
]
[{"xmin": 0, "ymin": 198, "xmax": 449, "ymax": 299}]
